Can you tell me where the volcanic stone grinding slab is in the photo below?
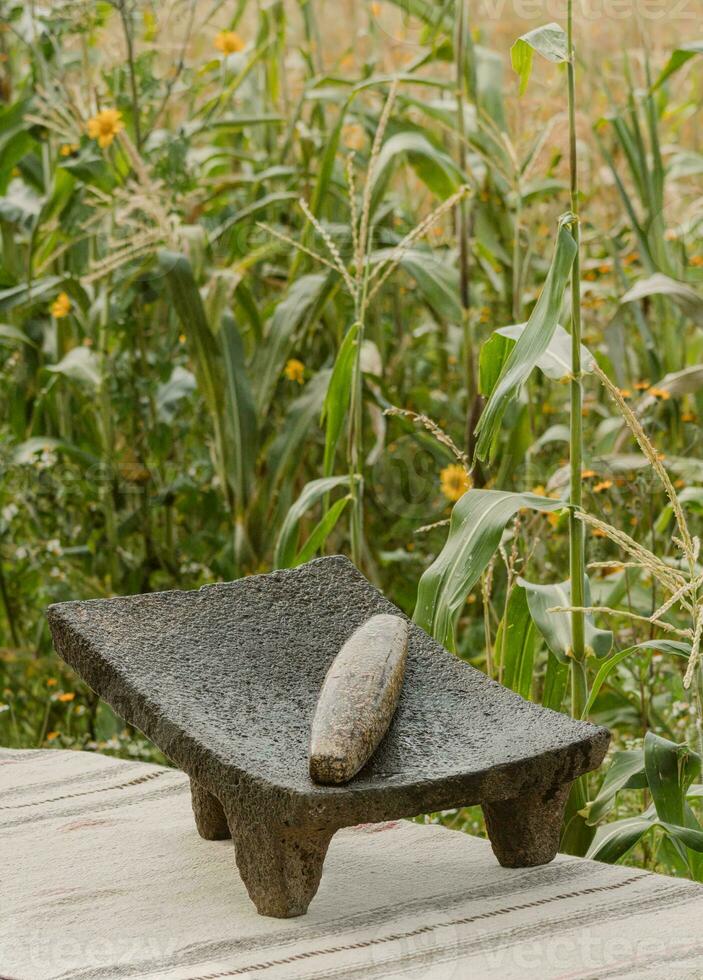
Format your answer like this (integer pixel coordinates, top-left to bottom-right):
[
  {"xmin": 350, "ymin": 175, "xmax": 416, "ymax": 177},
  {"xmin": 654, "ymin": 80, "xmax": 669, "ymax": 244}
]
[{"xmin": 47, "ymin": 556, "xmax": 609, "ymax": 918}]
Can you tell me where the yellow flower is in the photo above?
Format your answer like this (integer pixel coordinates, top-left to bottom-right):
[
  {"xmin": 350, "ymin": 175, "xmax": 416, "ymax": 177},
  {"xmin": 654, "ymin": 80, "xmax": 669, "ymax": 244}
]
[
  {"xmin": 593, "ymin": 480, "xmax": 612, "ymax": 493},
  {"xmin": 59, "ymin": 143, "xmax": 79, "ymax": 157},
  {"xmin": 215, "ymin": 30, "xmax": 245, "ymax": 55},
  {"xmin": 57, "ymin": 692, "xmax": 75, "ymax": 702},
  {"xmin": 284, "ymin": 358, "xmax": 305, "ymax": 384},
  {"xmin": 371, "ymin": 2, "xmax": 382, "ymax": 15},
  {"xmin": 50, "ymin": 292, "xmax": 71, "ymax": 318},
  {"xmin": 617, "ymin": 388, "xmax": 632, "ymax": 398},
  {"xmin": 682, "ymin": 411, "xmax": 697, "ymax": 423},
  {"xmin": 649, "ymin": 387, "xmax": 671, "ymax": 400},
  {"xmin": 634, "ymin": 380, "xmax": 650, "ymax": 391},
  {"xmin": 440, "ymin": 464, "xmax": 471, "ymax": 502},
  {"xmin": 46, "ymin": 731, "xmax": 60, "ymax": 741},
  {"xmin": 690, "ymin": 255, "xmax": 703, "ymax": 268},
  {"xmin": 86, "ymin": 108, "xmax": 124, "ymax": 148},
  {"xmin": 581, "ymin": 469, "xmax": 597, "ymax": 479}
]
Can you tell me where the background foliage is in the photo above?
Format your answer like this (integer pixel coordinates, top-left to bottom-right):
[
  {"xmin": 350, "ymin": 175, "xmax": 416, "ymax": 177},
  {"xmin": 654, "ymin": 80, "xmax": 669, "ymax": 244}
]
[{"xmin": 1, "ymin": 0, "xmax": 702, "ymax": 880}]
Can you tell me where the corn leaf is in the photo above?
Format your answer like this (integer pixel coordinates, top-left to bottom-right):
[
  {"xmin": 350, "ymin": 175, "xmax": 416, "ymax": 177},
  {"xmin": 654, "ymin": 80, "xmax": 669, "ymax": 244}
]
[
  {"xmin": 253, "ymin": 273, "xmax": 329, "ymax": 417},
  {"xmin": 413, "ymin": 489, "xmax": 564, "ymax": 650},
  {"xmin": 474, "ymin": 220, "xmax": 577, "ymax": 461},
  {"xmin": 46, "ymin": 347, "xmax": 100, "ymax": 388},
  {"xmin": 645, "ymin": 731, "xmax": 701, "ymax": 827},
  {"xmin": 583, "ymin": 640, "xmax": 690, "ymax": 719},
  {"xmin": 294, "ymin": 494, "xmax": 350, "ymax": 566},
  {"xmin": 499, "ymin": 584, "xmax": 535, "ymax": 700},
  {"xmin": 370, "ymin": 131, "xmax": 464, "ymax": 210},
  {"xmin": 274, "ymin": 475, "xmax": 352, "ymax": 569},
  {"xmin": 221, "ymin": 313, "xmax": 258, "ymax": 505},
  {"xmin": 621, "ymin": 273, "xmax": 703, "ymax": 327},
  {"xmin": 518, "ymin": 576, "xmax": 613, "ymax": 664},
  {"xmin": 586, "ymin": 749, "xmax": 647, "ymax": 826},
  {"xmin": 322, "ymin": 321, "xmax": 359, "ymax": 476},
  {"xmin": 653, "ymin": 42, "xmax": 703, "ymax": 90},
  {"xmin": 511, "ymin": 23, "xmax": 568, "ymax": 96}
]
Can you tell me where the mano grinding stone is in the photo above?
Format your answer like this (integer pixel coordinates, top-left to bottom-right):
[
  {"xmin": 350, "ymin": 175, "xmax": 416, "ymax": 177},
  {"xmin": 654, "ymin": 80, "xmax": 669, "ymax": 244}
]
[{"xmin": 309, "ymin": 614, "xmax": 408, "ymax": 785}]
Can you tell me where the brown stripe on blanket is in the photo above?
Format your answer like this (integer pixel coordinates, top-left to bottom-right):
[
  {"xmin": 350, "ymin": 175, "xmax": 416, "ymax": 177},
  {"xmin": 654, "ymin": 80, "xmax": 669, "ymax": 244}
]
[
  {"xmin": 57, "ymin": 854, "xmax": 644, "ymax": 980},
  {"xmin": 310, "ymin": 878, "xmax": 701, "ymax": 980},
  {"xmin": 177, "ymin": 876, "xmax": 647, "ymax": 980},
  {"xmin": 0, "ymin": 777, "xmax": 187, "ymax": 830},
  {"xmin": 0, "ymin": 768, "xmax": 171, "ymax": 810}
]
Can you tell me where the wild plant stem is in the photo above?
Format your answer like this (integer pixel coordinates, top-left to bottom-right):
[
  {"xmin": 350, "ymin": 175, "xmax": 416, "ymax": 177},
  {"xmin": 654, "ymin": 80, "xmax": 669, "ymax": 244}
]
[
  {"xmin": 117, "ymin": 0, "xmax": 143, "ymax": 151},
  {"xmin": 454, "ymin": 0, "xmax": 478, "ymax": 461},
  {"xmin": 567, "ymin": 0, "xmax": 587, "ymax": 717},
  {"xmin": 0, "ymin": 557, "xmax": 19, "ymax": 647},
  {"xmin": 97, "ymin": 283, "xmax": 119, "ymax": 590}
]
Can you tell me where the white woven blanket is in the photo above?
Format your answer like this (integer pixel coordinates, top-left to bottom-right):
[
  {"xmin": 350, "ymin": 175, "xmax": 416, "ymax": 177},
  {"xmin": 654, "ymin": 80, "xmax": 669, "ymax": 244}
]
[{"xmin": 3, "ymin": 748, "xmax": 703, "ymax": 979}]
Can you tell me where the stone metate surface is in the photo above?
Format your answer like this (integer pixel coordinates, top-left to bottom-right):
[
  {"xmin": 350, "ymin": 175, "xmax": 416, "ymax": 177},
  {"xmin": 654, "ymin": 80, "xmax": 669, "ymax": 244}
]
[
  {"xmin": 309, "ymin": 613, "xmax": 408, "ymax": 785},
  {"xmin": 47, "ymin": 556, "xmax": 609, "ymax": 918}
]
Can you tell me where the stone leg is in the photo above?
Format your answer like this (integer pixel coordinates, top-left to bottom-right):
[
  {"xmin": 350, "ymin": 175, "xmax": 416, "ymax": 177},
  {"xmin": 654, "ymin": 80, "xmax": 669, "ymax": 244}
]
[
  {"xmin": 483, "ymin": 782, "xmax": 570, "ymax": 867},
  {"xmin": 190, "ymin": 779, "xmax": 231, "ymax": 841},
  {"xmin": 227, "ymin": 810, "xmax": 335, "ymax": 918}
]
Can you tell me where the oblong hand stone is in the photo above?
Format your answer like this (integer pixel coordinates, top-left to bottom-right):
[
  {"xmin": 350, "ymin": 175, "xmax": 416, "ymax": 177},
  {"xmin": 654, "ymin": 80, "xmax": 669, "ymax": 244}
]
[{"xmin": 309, "ymin": 613, "xmax": 408, "ymax": 785}]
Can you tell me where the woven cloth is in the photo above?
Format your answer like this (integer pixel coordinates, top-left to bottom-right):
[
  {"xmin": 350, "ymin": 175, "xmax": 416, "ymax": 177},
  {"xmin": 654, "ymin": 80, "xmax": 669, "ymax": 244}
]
[{"xmin": 3, "ymin": 748, "xmax": 703, "ymax": 980}]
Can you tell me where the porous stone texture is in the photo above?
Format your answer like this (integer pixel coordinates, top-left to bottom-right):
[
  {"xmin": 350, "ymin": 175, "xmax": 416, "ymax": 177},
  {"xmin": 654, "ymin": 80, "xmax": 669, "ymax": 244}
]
[
  {"xmin": 309, "ymin": 613, "xmax": 408, "ymax": 785},
  {"xmin": 47, "ymin": 556, "xmax": 610, "ymax": 918},
  {"xmin": 482, "ymin": 782, "xmax": 571, "ymax": 868},
  {"xmin": 190, "ymin": 778, "xmax": 231, "ymax": 841}
]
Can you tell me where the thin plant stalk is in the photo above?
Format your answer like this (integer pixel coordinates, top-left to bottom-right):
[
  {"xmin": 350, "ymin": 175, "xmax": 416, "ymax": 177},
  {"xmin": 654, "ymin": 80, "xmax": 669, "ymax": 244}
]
[
  {"xmin": 566, "ymin": 0, "xmax": 587, "ymax": 718},
  {"xmin": 453, "ymin": 0, "xmax": 478, "ymax": 460},
  {"xmin": 115, "ymin": 0, "xmax": 142, "ymax": 150}
]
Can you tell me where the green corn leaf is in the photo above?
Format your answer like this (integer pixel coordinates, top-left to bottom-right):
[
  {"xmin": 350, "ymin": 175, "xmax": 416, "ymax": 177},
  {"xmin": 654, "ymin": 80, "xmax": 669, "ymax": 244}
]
[
  {"xmin": 586, "ymin": 749, "xmax": 647, "ymax": 826},
  {"xmin": 653, "ymin": 42, "xmax": 703, "ymax": 90},
  {"xmin": 399, "ymin": 250, "xmax": 463, "ymax": 322},
  {"xmin": 480, "ymin": 323, "xmax": 596, "ymax": 395},
  {"xmin": 252, "ymin": 273, "xmax": 329, "ymax": 418},
  {"xmin": 583, "ymin": 640, "xmax": 691, "ymax": 719},
  {"xmin": 588, "ymin": 815, "xmax": 703, "ymax": 865},
  {"xmin": 621, "ymin": 274, "xmax": 703, "ymax": 327},
  {"xmin": 45, "ymin": 347, "xmax": 100, "ymax": 388},
  {"xmin": 413, "ymin": 489, "xmax": 564, "ymax": 650},
  {"xmin": 294, "ymin": 494, "xmax": 350, "ymax": 566},
  {"xmin": 268, "ymin": 368, "xmax": 331, "ymax": 487},
  {"xmin": 494, "ymin": 323, "xmax": 596, "ymax": 381},
  {"xmin": 221, "ymin": 313, "xmax": 258, "ymax": 506},
  {"xmin": 541, "ymin": 653, "xmax": 569, "ymax": 711},
  {"xmin": 370, "ymin": 131, "xmax": 464, "ymax": 210},
  {"xmin": 13, "ymin": 437, "xmax": 97, "ymax": 466},
  {"xmin": 159, "ymin": 249, "xmax": 229, "ymax": 498},
  {"xmin": 0, "ymin": 276, "xmax": 63, "ymax": 314},
  {"xmin": 474, "ymin": 220, "xmax": 577, "ymax": 461},
  {"xmin": 321, "ymin": 321, "xmax": 359, "ymax": 476},
  {"xmin": 645, "ymin": 731, "xmax": 701, "ymax": 827},
  {"xmin": 518, "ymin": 577, "xmax": 613, "ymax": 665},
  {"xmin": 587, "ymin": 815, "xmax": 655, "ymax": 863},
  {"xmin": 511, "ymin": 23, "xmax": 568, "ymax": 96},
  {"xmin": 499, "ymin": 584, "xmax": 535, "ymax": 700},
  {"xmin": 274, "ymin": 475, "xmax": 352, "ymax": 569},
  {"xmin": 155, "ymin": 367, "xmax": 196, "ymax": 424},
  {"xmin": 0, "ymin": 323, "xmax": 34, "ymax": 345}
]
